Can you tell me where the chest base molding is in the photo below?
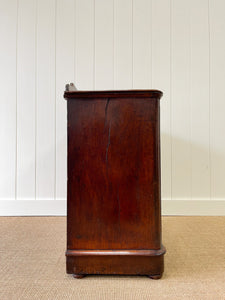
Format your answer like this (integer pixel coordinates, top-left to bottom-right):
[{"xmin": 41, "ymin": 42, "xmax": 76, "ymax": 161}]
[{"xmin": 66, "ymin": 246, "xmax": 165, "ymax": 278}]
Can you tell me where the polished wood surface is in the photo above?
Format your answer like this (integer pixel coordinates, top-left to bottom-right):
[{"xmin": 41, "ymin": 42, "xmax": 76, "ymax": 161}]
[
  {"xmin": 66, "ymin": 247, "xmax": 166, "ymax": 257},
  {"xmin": 64, "ymin": 89, "xmax": 162, "ymax": 98},
  {"xmin": 64, "ymin": 89, "xmax": 165, "ymax": 278}
]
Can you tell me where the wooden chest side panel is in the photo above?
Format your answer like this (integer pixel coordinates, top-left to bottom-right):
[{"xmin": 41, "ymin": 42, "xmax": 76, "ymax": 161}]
[{"xmin": 67, "ymin": 98, "xmax": 161, "ymax": 250}]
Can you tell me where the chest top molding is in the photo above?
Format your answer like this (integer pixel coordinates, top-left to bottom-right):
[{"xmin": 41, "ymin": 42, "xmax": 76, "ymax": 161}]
[{"xmin": 64, "ymin": 89, "xmax": 163, "ymax": 100}]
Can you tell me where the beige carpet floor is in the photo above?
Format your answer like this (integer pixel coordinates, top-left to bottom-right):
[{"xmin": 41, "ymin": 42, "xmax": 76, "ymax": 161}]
[{"xmin": 0, "ymin": 216, "xmax": 224, "ymax": 300}]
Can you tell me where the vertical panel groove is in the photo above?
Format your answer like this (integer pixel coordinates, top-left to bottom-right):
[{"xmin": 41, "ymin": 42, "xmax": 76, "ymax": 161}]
[
  {"xmin": 74, "ymin": 0, "xmax": 76, "ymax": 83},
  {"xmin": 208, "ymin": 0, "xmax": 212, "ymax": 201},
  {"xmin": 150, "ymin": 0, "xmax": 152, "ymax": 88},
  {"xmin": 35, "ymin": 0, "xmax": 37, "ymax": 201},
  {"xmin": 54, "ymin": 0, "xmax": 57, "ymax": 200},
  {"xmin": 112, "ymin": 0, "xmax": 115, "ymax": 89},
  {"xmin": 170, "ymin": 0, "xmax": 173, "ymax": 200},
  {"xmin": 189, "ymin": 3, "xmax": 192, "ymax": 200},
  {"xmin": 93, "ymin": 0, "xmax": 95, "ymax": 89},
  {"xmin": 131, "ymin": 0, "xmax": 133, "ymax": 88},
  {"xmin": 15, "ymin": 0, "xmax": 19, "ymax": 200}
]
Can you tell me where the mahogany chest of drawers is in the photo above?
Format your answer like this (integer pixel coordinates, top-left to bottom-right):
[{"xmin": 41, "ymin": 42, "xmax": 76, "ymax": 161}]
[{"xmin": 64, "ymin": 87, "xmax": 166, "ymax": 279}]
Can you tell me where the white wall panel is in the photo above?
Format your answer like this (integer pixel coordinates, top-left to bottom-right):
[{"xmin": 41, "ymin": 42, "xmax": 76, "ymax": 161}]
[
  {"xmin": 171, "ymin": 0, "xmax": 191, "ymax": 200},
  {"xmin": 95, "ymin": 0, "xmax": 114, "ymax": 89},
  {"xmin": 152, "ymin": 0, "xmax": 171, "ymax": 200},
  {"xmin": 0, "ymin": 0, "xmax": 225, "ymax": 215},
  {"xmin": 190, "ymin": 0, "xmax": 210, "ymax": 199},
  {"xmin": 75, "ymin": 0, "xmax": 94, "ymax": 90},
  {"xmin": 114, "ymin": 0, "xmax": 132, "ymax": 89},
  {"xmin": 17, "ymin": 0, "xmax": 36, "ymax": 200},
  {"xmin": 0, "ymin": 0, "xmax": 17, "ymax": 200},
  {"xmin": 133, "ymin": 0, "xmax": 152, "ymax": 88},
  {"xmin": 209, "ymin": 0, "xmax": 225, "ymax": 199},
  {"xmin": 55, "ymin": 0, "xmax": 75, "ymax": 200},
  {"xmin": 36, "ymin": 0, "xmax": 56, "ymax": 200}
]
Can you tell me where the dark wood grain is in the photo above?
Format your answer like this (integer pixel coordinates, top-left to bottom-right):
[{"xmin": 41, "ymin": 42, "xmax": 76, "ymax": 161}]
[{"xmin": 65, "ymin": 89, "xmax": 165, "ymax": 278}]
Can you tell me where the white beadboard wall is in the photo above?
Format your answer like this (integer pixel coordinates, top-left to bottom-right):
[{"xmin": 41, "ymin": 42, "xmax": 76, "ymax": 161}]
[{"xmin": 0, "ymin": 0, "xmax": 225, "ymax": 216}]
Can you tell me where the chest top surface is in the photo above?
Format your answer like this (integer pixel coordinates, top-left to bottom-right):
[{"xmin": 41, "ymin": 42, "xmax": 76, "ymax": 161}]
[{"xmin": 64, "ymin": 89, "xmax": 163, "ymax": 99}]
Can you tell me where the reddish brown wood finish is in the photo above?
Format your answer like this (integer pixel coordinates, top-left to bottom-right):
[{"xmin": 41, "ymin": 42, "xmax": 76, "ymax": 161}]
[{"xmin": 64, "ymin": 89, "xmax": 165, "ymax": 278}]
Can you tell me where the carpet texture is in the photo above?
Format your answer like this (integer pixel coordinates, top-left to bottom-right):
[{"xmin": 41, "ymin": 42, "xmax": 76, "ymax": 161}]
[{"xmin": 0, "ymin": 216, "xmax": 224, "ymax": 300}]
